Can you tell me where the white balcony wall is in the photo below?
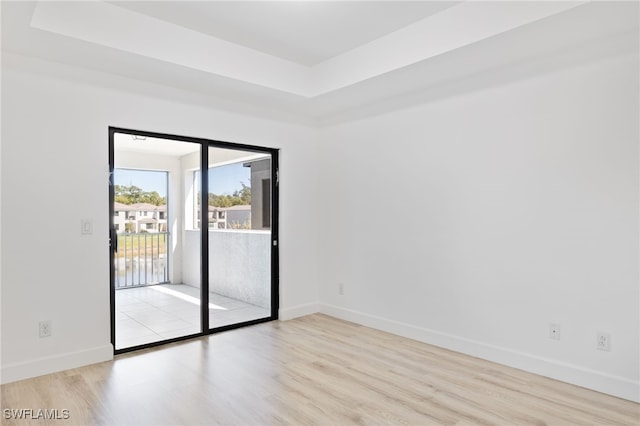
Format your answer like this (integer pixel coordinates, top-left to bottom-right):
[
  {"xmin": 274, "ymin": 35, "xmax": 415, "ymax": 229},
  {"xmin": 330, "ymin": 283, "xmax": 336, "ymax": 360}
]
[
  {"xmin": 181, "ymin": 151, "xmax": 200, "ymax": 233},
  {"xmin": 183, "ymin": 230, "xmax": 271, "ymax": 308}
]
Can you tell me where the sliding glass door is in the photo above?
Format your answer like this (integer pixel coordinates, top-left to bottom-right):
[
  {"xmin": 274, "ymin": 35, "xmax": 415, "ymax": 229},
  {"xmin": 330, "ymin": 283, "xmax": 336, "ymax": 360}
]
[{"xmin": 109, "ymin": 128, "xmax": 278, "ymax": 352}]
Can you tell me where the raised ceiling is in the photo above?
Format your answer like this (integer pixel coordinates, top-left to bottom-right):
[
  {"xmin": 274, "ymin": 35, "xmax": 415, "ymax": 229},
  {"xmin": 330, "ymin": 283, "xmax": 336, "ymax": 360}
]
[
  {"xmin": 107, "ymin": 1, "xmax": 459, "ymax": 66},
  {"xmin": 2, "ymin": 1, "xmax": 638, "ymax": 125}
]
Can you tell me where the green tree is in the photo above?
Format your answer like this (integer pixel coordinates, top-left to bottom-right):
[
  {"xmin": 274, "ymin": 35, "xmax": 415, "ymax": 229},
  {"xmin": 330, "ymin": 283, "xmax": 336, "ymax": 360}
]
[
  {"xmin": 235, "ymin": 182, "xmax": 251, "ymax": 205},
  {"xmin": 208, "ymin": 182, "xmax": 251, "ymax": 207},
  {"xmin": 115, "ymin": 185, "xmax": 166, "ymax": 206}
]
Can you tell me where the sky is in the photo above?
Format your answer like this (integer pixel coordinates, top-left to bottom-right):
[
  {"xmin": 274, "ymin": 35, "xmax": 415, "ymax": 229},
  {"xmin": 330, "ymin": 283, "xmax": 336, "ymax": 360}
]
[
  {"xmin": 114, "ymin": 169, "xmax": 168, "ymax": 196},
  {"xmin": 114, "ymin": 163, "xmax": 250, "ymax": 197}
]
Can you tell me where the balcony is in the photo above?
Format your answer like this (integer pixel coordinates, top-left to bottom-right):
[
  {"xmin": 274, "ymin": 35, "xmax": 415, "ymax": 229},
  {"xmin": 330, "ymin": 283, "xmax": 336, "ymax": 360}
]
[{"xmin": 114, "ymin": 231, "xmax": 271, "ymax": 349}]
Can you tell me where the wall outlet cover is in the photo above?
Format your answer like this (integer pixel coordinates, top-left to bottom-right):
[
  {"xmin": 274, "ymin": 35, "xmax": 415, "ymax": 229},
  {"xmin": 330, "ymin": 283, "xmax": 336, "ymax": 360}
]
[
  {"xmin": 549, "ymin": 323, "xmax": 561, "ymax": 340},
  {"xmin": 597, "ymin": 332, "xmax": 611, "ymax": 351}
]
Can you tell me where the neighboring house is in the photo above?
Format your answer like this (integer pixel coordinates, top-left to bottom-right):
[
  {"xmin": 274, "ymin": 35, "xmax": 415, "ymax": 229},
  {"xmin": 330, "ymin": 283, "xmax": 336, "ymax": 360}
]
[
  {"xmin": 114, "ymin": 202, "xmax": 167, "ymax": 233},
  {"xmin": 224, "ymin": 205, "xmax": 251, "ymax": 229},
  {"xmin": 207, "ymin": 205, "xmax": 251, "ymax": 229}
]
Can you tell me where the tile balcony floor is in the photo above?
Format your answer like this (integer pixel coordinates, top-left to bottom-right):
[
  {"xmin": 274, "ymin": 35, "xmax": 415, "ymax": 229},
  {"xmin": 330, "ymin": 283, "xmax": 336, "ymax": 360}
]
[{"xmin": 115, "ymin": 284, "xmax": 270, "ymax": 349}]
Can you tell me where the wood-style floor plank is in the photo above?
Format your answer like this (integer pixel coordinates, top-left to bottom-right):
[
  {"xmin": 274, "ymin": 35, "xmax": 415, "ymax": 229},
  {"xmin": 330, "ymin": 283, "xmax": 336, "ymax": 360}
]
[{"xmin": 2, "ymin": 314, "xmax": 639, "ymax": 425}]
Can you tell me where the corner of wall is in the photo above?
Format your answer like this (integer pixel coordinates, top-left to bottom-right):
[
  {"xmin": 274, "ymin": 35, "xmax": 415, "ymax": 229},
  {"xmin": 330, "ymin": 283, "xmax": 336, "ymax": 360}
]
[{"xmin": 279, "ymin": 302, "xmax": 320, "ymax": 321}]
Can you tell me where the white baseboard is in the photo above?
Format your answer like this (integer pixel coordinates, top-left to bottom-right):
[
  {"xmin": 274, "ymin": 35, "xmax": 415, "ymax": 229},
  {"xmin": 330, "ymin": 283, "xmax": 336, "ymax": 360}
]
[
  {"xmin": 4, "ymin": 309, "xmax": 637, "ymax": 403},
  {"xmin": 1, "ymin": 344, "xmax": 113, "ymax": 385},
  {"xmin": 319, "ymin": 303, "xmax": 640, "ymax": 403},
  {"xmin": 279, "ymin": 302, "xmax": 319, "ymax": 321}
]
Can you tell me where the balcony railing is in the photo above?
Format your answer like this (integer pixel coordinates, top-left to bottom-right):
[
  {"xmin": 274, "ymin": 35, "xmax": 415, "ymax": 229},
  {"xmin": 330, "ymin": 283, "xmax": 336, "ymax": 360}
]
[{"xmin": 115, "ymin": 232, "xmax": 168, "ymax": 288}]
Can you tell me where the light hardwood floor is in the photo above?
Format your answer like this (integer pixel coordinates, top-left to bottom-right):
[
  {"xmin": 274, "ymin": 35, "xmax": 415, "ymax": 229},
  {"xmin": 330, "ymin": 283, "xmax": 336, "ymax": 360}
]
[{"xmin": 2, "ymin": 314, "xmax": 639, "ymax": 425}]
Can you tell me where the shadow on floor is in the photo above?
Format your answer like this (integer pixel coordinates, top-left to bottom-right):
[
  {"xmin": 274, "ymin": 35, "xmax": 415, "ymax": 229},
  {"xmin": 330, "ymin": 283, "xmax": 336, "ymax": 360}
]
[{"xmin": 115, "ymin": 283, "xmax": 270, "ymax": 349}]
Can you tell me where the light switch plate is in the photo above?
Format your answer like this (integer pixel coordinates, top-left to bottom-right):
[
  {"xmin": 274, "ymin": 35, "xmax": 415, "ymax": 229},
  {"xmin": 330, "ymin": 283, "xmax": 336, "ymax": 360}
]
[{"xmin": 81, "ymin": 219, "xmax": 92, "ymax": 235}]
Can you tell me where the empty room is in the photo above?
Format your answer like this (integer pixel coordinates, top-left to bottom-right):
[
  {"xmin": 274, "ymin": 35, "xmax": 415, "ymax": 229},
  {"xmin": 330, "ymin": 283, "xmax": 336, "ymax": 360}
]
[{"xmin": 1, "ymin": 1, "xmax": 639, "ymax": 425}]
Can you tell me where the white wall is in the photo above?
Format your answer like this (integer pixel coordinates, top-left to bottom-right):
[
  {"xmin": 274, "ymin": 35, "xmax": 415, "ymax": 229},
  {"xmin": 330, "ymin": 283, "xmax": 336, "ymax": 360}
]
[
  {"xmin": 318, "ymin": 52, "xmax": 639, "ymax": 401},
  {"xmin": 0, "ymin": 58, "xmax": 322, "ymax": 383}
]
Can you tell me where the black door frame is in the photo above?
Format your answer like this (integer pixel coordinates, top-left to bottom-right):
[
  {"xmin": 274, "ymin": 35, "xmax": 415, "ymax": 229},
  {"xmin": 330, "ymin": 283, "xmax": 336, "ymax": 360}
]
[{"xmin": 109, "ymin": 127, "xmax": 279, "ymax": 354}]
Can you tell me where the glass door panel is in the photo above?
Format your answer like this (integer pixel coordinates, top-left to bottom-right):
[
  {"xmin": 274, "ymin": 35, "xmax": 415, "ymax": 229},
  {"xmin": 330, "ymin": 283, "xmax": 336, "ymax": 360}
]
[
  {"xmin": 206, "ymin": 146, "xmax": 272, "ymax": 329},
  {"xmin": 112, "ymin": 132, "xmax": 201, "ymax": 350}
]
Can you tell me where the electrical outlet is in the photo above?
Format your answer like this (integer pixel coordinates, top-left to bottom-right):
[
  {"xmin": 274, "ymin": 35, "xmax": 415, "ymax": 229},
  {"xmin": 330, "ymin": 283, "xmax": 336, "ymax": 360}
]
[
  {"xmin": 338, "ymin": 283, "xmax": 344, "ymax": 295},
  {"xmin": 597, "ymin": 332, "xmax": 610, "ymax": 351},
  {"xmin": 39, "ymin": 320, "xmax": 52, "ymax": 338},
  {"xmin": 549, "ymin": 323, "xmax": 561, "ymax": 340}
]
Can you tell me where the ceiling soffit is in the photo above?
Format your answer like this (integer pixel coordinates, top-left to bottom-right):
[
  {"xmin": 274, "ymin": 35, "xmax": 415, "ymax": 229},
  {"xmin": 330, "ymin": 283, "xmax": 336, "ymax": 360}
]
[{"xmin": 28, "ymin": 1, "xmax": 585, "ymax": 98}]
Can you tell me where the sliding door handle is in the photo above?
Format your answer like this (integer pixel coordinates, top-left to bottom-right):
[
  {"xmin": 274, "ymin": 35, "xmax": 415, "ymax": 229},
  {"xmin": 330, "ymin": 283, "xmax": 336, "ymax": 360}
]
[{"xmin": 110, "ymin": 228, "xmax": 118, "ymax": 252}]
